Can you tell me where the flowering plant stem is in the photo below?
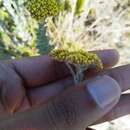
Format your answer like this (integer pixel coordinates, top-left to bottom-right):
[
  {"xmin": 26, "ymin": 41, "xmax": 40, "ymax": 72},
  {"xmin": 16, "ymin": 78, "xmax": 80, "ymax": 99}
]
[{"xmin": 66, "ymin": 62, "xmax": 87, "ymax": 84}]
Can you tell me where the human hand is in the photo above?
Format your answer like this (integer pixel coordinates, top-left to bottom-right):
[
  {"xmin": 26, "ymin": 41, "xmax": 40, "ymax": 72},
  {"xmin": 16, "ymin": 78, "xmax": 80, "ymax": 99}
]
[{"xmin": 0, "ymin": 49, "xmax": 129, "ymax": 130}]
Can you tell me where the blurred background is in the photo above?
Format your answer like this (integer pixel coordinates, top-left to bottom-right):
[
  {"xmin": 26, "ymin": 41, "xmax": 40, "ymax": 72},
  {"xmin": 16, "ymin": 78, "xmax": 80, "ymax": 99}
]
[{"xmin": 0, "ymin": 0, "xmax": 130, "ymax": 129}]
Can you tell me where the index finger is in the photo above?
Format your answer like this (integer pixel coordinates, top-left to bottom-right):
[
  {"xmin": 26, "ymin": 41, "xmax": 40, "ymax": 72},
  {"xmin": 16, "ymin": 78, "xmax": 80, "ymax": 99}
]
[{"xmin": 9, "ymin": 49, "xmax": 119, "ymax": 88}]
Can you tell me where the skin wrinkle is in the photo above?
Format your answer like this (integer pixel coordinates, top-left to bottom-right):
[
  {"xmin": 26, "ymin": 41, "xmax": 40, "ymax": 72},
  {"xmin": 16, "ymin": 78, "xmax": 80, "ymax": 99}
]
[
  {"xmin": 10, "ymin": 61, "xmax": 28, "ymax": 88},
  {"xmin": 29, "ymin": 77, "xmax": 73, "ymax": 105},
  {"xmin": 45, "ymin": 92, "xmax": 80, "ymax": 130},
  {"xmin": 5, "ymin": 61, "xmax": 31, "ymax": 112},
  {"xmin": 9, "ymin": 62, "xmax": 32, "ymax": 107},
  {"xmin": 0, "ymin": 63, "xmax": 15, "ymax": 111}
]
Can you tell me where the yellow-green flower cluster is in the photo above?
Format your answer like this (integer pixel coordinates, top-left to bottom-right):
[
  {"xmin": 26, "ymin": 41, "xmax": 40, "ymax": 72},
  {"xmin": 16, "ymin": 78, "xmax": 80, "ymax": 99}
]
[
  {"xmin": 50, "ymin": 49, "xmax": 103, "ymax": 70},
  {"xmin": 25, "ymin": 0, "xmax": 59, "ymax": 21}
]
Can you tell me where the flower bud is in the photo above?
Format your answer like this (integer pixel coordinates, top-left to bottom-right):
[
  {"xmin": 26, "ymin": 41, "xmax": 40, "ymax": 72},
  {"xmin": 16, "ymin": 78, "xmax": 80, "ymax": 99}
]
[{"xmin": 25, "ymin": 0, "xmax": 59, "ymax": 21}]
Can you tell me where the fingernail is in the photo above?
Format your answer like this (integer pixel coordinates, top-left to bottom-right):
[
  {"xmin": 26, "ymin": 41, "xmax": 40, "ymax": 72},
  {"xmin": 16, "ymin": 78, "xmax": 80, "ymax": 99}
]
[{"xmin": 87, "ymin": 75, "xmax": 121, "ymax": 108}]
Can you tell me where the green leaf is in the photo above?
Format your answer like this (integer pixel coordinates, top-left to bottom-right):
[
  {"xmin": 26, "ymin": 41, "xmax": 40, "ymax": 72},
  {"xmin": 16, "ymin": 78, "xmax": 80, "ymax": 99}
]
[{"xmin": 75, "ymin": 0, "xmax": 85, "ymax": 16}]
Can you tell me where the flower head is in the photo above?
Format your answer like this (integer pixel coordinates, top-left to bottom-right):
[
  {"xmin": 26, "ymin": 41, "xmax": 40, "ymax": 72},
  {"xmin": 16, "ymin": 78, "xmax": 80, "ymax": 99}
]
[
  {"xmin": 25, "ymin": 0, "xmax": 59, "ymax": 21},
  {"xmin": 50, "ymin": 49, "xmax": 103, "ymax": 70}
]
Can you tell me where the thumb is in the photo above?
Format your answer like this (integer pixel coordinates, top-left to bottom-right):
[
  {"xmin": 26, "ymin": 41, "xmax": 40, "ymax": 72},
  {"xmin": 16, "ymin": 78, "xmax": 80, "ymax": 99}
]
[{"xmin": 0, "ymin": 75, "xmax": 121, "ymax": 130}]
